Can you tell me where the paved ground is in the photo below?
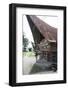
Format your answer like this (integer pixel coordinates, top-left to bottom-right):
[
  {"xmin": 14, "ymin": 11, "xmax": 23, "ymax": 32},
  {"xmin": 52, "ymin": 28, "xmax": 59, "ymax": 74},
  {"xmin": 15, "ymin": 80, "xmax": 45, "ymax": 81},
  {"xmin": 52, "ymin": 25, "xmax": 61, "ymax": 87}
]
[
  {"xmin": 23, "ymin": 56, "xmax": 36, "ymax": 75},
  {"xmin": 33, "ymin": 71, "xmax": 54, "ymax": 74},
  {"xmin": 23, "ymin": 56, "xmax": 55, "ymax": 75}
]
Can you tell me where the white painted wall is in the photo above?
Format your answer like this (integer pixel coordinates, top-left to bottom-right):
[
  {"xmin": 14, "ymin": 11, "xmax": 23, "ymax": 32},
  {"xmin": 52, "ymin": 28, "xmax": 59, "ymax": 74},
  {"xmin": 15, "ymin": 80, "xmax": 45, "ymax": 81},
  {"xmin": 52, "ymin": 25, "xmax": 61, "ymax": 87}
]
[{"xmin": 0, "ymin": 0, "xmax": 68, "ymax": 89}]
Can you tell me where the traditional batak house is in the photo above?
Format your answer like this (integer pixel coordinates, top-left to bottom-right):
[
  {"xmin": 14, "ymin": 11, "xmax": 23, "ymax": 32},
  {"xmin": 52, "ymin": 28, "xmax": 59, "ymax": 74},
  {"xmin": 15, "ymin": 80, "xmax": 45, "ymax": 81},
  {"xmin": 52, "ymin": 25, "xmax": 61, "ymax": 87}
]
[{"xmin": 26, "ymin": 15, "xmax": 57, "ymax": 62}]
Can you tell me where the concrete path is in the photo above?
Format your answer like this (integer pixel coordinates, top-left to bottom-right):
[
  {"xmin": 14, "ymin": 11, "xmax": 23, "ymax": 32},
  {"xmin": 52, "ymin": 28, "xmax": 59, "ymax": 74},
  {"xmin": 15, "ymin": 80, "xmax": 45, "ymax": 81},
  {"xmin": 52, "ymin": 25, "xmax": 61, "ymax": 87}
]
[
  {"xmin": 23, "ymin": 56, "xmax": 36, "ymax": 75},
  {"xmin": 23, "ymin": 56, "xmax": 55, "ymax": 75}
]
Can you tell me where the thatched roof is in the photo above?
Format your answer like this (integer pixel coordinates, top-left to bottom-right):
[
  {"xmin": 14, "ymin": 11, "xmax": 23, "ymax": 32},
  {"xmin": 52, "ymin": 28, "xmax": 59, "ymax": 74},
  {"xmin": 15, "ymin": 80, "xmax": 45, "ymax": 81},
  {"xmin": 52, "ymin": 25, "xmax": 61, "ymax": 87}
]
[{"xmin": 26, "ymin": 15, "xmax": 57, "ymax": 43}]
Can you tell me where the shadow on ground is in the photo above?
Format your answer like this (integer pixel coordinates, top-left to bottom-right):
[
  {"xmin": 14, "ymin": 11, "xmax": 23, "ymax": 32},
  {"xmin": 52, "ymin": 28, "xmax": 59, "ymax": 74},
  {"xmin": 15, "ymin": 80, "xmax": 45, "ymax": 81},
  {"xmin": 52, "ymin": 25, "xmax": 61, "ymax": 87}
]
[{"xmin": 29, "ymin": 59, "xmax": 54, "ymax": 74}]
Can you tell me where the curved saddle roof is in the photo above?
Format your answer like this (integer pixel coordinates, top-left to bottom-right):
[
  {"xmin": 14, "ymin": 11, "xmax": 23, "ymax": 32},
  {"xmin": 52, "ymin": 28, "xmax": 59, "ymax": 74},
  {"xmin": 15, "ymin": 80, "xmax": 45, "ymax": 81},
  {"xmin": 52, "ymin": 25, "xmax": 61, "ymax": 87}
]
[{"xmin": 26, "ymin": 15, "xmax": 57, "ymax": 43}]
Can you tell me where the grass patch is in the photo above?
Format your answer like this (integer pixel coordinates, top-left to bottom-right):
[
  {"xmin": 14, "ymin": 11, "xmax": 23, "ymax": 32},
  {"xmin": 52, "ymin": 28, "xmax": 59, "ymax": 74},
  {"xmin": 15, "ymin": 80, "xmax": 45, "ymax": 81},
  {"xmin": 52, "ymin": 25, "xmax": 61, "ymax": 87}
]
[{"xmin": 23, "ymin": 51, "xmax": 35, "ymax": 57}]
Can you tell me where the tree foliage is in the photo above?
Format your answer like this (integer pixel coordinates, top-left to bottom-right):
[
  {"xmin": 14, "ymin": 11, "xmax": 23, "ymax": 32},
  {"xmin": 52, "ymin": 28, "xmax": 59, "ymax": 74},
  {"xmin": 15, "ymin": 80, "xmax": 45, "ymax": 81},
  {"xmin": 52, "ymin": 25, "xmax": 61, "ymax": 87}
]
[{"xmin": 23, "ymin": 33, "xmax": 29, "ymax": 51}]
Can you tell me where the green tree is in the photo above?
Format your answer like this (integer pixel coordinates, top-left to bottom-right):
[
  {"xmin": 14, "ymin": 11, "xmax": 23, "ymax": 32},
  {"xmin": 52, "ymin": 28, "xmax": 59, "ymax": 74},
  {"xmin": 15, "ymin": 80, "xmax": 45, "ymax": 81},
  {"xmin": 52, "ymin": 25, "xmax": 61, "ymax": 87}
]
[{"xmin": 23, "ymin": 33, "xmax": 29, "ymax": 52}]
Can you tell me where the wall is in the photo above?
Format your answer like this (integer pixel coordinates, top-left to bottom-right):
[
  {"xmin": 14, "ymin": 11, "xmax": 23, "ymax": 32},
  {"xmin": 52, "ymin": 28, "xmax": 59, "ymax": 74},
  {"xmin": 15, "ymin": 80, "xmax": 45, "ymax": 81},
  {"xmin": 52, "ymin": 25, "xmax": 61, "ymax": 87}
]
[{"xmin": 0, "ymin": 0, "xmax": 68, "ymax": 90}]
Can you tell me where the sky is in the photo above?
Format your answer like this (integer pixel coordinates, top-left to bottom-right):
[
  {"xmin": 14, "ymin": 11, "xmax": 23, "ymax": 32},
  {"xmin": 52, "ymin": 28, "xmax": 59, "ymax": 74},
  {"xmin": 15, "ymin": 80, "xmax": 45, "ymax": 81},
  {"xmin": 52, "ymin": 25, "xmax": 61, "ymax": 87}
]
[
  {"xmin": 23, "ymin": 15, "xmax": 34, "ymax": 48},
  {"xmin": 23, "ymin": 15, "xmax": 57, "ymax": 48}
]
